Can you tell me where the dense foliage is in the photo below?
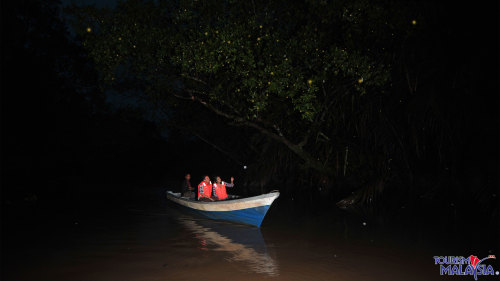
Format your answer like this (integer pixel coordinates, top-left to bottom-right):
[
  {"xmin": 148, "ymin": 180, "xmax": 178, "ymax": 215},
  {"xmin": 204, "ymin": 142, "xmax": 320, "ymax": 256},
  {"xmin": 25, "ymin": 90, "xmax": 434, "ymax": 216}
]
[
  {"xmin": 68, "ymin": 0, "xmax": 404, "ymax": 170},
  {"xmin": 67, "ymin": 0, "xmax": 498, "ymax": 217}
]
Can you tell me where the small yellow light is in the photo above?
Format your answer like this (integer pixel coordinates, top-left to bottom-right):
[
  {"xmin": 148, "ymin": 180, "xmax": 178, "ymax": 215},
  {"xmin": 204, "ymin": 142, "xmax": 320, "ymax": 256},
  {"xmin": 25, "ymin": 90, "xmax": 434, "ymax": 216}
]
[
  {"xmin": 118, "ymin": 37, "xmax": 122, "ymax": 41},
  {"xmin": 412, "ymin": 20, "xmax": 417, "ymax": 25},
  {"xmin": 257, "ymin": 37, "xmax": 261, "ymax": 41},
  {"xmin": 204, "ymin": 32, "xmax": 208, "ymax": 36},
  {"xmin": 307, "ymin": 79, "xmax": 313, "ymax": 85},
  {"xmin": 358, "ymin": 77, "xmax": 364, "ymax": 84},
  {"xmin": 268, "ymin": 81, "xmax": 271, "ymax": 85},
  {"xmin": 259, "ymin": 25, "xmax": 263, "ymax": 29},
  {"xmin": 270, "ymin": 72, "xmax": 274, "ymax": 75},
  {"xmin": 86, "ymin": 27, "xmax": 92, "ymax": 33},
  {"xmin": 227, "ymin": 40, "xmax": 231, "ymax": 44},
  {"xmin": 215, "ymin": 30, "xmax": 219, "ymax": 34},
  {"xmin": 133, "ymin": 45, "xmax": 136, "ymax": 48}
]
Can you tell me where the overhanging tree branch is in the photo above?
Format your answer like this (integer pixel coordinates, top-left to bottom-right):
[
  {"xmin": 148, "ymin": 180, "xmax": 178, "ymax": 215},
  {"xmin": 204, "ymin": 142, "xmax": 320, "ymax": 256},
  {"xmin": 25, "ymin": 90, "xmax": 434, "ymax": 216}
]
[{"xmin": 176, "ymin": 92, "xmax": 332, "ymax": 174}]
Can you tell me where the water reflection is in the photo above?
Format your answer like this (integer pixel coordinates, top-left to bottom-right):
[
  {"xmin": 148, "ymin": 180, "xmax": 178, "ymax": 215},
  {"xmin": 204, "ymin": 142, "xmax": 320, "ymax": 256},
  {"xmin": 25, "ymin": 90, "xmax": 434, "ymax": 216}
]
[{"xmin": 178, "ymin": 216, "xmax": 279, "ymax": 276}]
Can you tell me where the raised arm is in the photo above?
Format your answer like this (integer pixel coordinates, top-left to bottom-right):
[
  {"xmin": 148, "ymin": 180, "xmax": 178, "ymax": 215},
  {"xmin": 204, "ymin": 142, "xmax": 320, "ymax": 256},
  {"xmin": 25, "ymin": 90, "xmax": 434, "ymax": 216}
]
[{"xmin": 224, "ymin": 177, "xmax": 235, "ymax": 188}]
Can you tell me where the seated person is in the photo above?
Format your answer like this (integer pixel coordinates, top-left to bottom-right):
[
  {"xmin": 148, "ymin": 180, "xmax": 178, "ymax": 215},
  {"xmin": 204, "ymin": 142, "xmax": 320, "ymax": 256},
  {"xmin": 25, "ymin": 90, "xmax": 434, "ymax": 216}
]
[
  {"xmin": 181, "ymin": 173, "xmax": 195, "ymax": 199},
  {"xmin": 212, "ymin": 176, "xmax": 234, "ymax": 200},
  {"xmin": 198, "ymin": 175, "xmax": 214, "ymax": 201}
]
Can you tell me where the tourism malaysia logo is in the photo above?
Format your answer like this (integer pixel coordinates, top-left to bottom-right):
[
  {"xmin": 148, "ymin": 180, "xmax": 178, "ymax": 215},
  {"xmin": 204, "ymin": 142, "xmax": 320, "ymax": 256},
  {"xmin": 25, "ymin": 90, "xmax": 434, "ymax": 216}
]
[{"xmin": 434, "ymin": 255, "xmax": 498, "ymax": 280}]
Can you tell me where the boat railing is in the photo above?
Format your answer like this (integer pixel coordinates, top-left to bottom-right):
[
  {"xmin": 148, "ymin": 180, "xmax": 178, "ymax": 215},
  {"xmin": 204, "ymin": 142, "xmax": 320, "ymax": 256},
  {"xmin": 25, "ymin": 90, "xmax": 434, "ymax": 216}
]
[{"xmin": 167, "ymin": 190, "xmax": 278, "ymax": 203}]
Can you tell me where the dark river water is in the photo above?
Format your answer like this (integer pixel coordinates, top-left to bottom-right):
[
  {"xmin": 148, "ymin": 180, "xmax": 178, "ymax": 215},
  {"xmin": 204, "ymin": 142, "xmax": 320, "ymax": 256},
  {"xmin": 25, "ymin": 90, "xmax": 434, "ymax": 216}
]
[{"xmin": 3, "ymin": 187, "xmax": 498, "ymax": 280}]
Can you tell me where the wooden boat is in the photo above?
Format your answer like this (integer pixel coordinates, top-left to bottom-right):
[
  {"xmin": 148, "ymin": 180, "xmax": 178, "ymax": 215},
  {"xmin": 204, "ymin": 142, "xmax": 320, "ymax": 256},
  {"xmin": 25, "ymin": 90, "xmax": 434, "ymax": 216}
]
[{"xmin": 166, "ymin": 191, "xmax": 280, "ymax": 227}]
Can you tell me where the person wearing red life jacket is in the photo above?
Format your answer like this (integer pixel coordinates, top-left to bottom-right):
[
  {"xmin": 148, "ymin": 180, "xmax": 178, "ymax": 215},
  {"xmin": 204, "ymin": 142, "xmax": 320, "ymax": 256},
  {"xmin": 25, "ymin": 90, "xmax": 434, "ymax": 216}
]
[
  {"xmin": 198, "ymin": 175, "xmax": 214, "ymax": 201},
  {"xmin": 212, "ymin": 176, "xmax": 234, "ymax": 201}
]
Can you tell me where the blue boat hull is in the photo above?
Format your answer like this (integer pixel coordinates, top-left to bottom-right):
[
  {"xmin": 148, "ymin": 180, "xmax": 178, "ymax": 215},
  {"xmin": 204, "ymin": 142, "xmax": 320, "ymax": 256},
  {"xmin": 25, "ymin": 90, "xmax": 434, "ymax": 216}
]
[{"xmin": 186, "ymin": 205, "xmax": 271, "ymax": 227}]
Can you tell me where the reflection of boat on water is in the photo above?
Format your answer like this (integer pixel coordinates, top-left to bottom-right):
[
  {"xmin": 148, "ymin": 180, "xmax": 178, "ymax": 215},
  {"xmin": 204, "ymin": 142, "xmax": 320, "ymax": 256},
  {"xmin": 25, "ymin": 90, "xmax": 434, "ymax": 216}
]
[
  {"xmin": 179, "ymin": 217, "xmax": 279, "ymax": 276},
  {"xmin": 166, "ymin": 191, "xmax": 279, "ymax": 227}
]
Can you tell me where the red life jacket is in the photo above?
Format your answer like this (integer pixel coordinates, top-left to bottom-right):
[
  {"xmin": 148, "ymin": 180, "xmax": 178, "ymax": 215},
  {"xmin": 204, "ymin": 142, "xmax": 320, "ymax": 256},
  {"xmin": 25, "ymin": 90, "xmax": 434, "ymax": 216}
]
[
  {"xmin": 213, "ymin": 182, "xmax": 228, "ymax": 200},
  {"xmin": 198, "ymin": 181, "xmax": 212, "ymax": 199}
]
